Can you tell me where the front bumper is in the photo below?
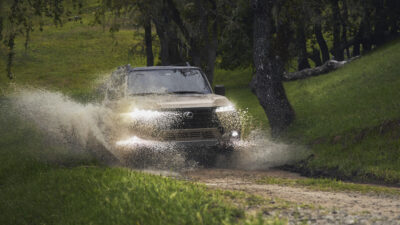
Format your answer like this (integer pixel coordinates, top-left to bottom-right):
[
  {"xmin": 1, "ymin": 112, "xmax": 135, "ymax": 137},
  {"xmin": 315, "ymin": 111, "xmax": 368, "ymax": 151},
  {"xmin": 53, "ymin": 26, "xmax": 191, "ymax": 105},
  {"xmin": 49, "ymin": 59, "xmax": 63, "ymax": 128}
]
[{"xmin": 114, "ymin": 129, "xmax": 239, "ymax": 150}]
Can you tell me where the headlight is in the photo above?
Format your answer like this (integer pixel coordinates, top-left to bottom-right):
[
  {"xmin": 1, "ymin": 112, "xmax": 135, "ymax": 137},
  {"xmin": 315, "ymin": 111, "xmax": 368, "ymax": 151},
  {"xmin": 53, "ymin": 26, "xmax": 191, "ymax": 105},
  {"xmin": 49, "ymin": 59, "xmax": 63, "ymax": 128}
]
[
  {"xmin": 215, "ymin": 105, "xmax": 236, "ymax": 112},
  {"xmin": 122, "ymin": 108, "xmax": 163, "ymax": 120},
  {"xmin": 231, "ymin": 130, "xmax": 239, "ymax": 137},
  {"xmin": 131, "ymin": 108, "xmax": 162, "ymax": 115}
]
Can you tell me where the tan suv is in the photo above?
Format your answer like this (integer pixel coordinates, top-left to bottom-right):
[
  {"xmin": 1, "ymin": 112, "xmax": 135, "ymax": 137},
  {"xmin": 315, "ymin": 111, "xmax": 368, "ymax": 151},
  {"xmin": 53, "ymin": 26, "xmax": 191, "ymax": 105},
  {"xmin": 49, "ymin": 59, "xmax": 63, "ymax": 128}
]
[{"xmin": 107, "ymin": 65, "xmax": 241, "ymax": 152}]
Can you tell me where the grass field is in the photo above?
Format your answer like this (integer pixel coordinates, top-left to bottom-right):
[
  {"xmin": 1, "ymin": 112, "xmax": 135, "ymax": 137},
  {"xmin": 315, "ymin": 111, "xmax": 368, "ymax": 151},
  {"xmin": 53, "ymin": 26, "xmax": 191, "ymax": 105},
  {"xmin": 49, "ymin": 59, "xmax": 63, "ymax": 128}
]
[
  {"xmin": 0, "ymin": 21, "xmax": 148, "ymax": 100},
  {"xmin": 215, "ymin": 39, "xmax": 400, "ymax": 185}
]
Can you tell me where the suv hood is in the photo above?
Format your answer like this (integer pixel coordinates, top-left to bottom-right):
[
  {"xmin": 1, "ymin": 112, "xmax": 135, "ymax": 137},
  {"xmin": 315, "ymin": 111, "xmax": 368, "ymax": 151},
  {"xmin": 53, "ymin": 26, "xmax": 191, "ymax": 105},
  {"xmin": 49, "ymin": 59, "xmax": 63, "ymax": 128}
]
[{"xmin": 122, "ymin": 94, "xmax": 233, "ymax": 110}]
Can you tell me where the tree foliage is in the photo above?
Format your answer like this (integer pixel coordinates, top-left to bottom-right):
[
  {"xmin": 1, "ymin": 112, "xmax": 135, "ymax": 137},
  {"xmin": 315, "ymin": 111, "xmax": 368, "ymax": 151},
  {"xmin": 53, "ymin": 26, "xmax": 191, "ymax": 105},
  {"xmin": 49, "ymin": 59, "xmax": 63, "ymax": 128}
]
[
  {"xmin": 0, "ymin": 0, "xmax": 83, "ymax": 79},
  {"xmin": 218, "ymin": 0, "xmax": 399, "ymax": 71}
]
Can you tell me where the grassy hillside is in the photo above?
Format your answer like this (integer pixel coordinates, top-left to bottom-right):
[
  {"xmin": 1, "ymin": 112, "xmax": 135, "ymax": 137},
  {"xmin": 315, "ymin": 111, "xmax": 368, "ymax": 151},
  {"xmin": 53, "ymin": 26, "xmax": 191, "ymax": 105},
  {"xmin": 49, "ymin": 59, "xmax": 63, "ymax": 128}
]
[
  {"xmin": 285, "ymin": 41, "xmax": 400, "ymax": 141},
  {"xmin": 0, "ymin": 20, "xmax": 147, "ymax": 99},
  {"xmin": 285, "ymin": 40, "xmax": 400, "ymax": 184},
  {"xmin": 216, "ymin": 39, "xmax": 400, "ymax": 185}
]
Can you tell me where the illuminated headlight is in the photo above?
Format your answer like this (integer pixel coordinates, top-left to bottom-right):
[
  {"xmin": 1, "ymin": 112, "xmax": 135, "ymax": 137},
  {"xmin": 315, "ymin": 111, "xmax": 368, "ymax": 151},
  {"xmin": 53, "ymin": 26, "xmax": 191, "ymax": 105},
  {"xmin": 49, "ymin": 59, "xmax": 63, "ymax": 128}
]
[
  {"xmin": 215, "ymin": 105, "xmax": 235, "ymax": 112},
  {"xmin": 116, "ymin": 136, "xmax": 142, "ymax": 146},
  {"xmin": 231, "ymin": 131, "xmax": 239, "ymax": 137},
  {"xmin": 131, "ymin": 108, "xmax": 162, "ymax": 115},
  {"xmin": 121, "ymin": 108, "xmax": 163, "ymax": 120},
  {"xmin": 116, "ymin": 136, "xmax": 159, "ymax": 147}
]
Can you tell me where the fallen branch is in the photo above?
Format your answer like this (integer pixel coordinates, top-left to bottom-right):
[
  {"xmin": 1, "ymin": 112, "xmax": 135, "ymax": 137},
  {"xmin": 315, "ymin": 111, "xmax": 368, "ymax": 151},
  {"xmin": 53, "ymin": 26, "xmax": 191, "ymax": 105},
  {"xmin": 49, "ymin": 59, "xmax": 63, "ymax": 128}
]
[{"xmin": 283, "ymin": 56, "xmax": 359, "ymax": 81}]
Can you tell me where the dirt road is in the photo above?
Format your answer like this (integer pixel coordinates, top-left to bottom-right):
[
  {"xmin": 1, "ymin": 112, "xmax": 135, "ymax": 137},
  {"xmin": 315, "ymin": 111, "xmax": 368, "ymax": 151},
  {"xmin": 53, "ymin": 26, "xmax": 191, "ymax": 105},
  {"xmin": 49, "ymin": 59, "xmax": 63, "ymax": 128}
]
[{"xmin": 183, "ymin": 169, "xmax": 400, "ymax": 225}]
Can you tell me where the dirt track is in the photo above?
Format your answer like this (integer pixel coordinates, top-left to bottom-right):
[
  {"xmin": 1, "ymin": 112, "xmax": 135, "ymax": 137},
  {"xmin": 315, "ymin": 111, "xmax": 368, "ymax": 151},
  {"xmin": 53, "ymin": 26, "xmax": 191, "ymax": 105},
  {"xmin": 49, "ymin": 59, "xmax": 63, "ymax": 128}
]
[{"xmin": 183, "ymin": 169, "xmax": 400, "ymax": 225}]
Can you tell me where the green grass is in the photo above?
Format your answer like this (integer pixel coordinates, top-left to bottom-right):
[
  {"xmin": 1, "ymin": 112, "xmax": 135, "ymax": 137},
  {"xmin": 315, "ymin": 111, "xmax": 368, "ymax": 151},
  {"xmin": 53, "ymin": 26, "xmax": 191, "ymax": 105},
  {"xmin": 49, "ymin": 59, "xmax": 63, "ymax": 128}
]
[
  {"xmin": 304, "ymin": 128, "xmax": 400, "ymax": 184},
  {"xmin": 215, "ymin": 39, "xmax": 400, "ymax": 185},
  {"xmin": 285, "ymin": 40, "xmax": 400, "ymax": 141},
  {"xmin": 284, "ymin": 40, "xmax": 400, "ymax": 184},
  {"xmin": 0, "ymin": 166, "xmax": 243, "ymax": 225},
  {"xmin": 256, "ymin": 176, "xmax": 400, "ymax": 196},
  {"xmin": 0, "ymin": 21, "xmax": 148, "ymax": 100}
]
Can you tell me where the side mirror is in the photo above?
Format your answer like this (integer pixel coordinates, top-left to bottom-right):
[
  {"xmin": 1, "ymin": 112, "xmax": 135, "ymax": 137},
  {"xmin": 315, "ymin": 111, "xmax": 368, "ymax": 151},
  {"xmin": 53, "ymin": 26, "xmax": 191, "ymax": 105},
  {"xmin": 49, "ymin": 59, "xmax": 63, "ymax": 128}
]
[{"xmin": 214, "ymin": 85, "xmax": 225, "ymax": 96}]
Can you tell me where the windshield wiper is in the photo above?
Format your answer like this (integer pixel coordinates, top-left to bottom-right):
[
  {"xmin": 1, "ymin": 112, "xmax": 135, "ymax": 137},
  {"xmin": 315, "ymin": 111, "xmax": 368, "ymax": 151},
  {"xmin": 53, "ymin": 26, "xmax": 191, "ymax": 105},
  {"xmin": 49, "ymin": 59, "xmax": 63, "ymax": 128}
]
[{"xmin": 170, "ymin": 91, "xmax": 204, "ymax": 94}]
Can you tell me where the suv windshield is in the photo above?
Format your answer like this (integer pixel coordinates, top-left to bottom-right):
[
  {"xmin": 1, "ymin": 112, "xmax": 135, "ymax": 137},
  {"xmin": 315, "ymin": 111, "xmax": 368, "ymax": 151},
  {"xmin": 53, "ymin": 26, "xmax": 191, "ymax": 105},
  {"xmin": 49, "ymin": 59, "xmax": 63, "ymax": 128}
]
[{"xmin": 127, "ymin": 69, "xmax": 212, "ymax": 95}]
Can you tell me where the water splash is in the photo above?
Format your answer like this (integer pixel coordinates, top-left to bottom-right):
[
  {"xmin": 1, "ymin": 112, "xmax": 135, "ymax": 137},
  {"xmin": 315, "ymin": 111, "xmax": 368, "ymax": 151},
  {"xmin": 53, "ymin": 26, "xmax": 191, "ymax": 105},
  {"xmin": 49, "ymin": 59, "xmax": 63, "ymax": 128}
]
[
  {"xmin": 8, "ymin": 88, "xmax": 190, "ymax": 170},
  {"xmin": 217, "ymin": 130, "xmax": 310, "ymax": 170},
  {"xmin": 5, "ymin": 66, "xmax": 309, "ymax": 171}
]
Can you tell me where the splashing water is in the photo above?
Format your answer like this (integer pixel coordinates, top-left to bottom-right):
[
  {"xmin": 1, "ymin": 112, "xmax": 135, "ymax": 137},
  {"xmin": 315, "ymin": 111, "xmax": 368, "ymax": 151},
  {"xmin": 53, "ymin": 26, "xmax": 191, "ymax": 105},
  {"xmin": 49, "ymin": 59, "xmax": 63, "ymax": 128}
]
[
  {"xmin": 8, "ymin": 88, "xmax": 191, "ymax": 170},
  {"xmin": 10, "ymin": 89, "xmax": 116, "ymax": 158},
  {"xmin": 5, "ymin": 67, "xmax": 309, "ymax": 171},
  {"xmin": 218, "ymin": 130, "xmax": 309, "ymax": 170}
]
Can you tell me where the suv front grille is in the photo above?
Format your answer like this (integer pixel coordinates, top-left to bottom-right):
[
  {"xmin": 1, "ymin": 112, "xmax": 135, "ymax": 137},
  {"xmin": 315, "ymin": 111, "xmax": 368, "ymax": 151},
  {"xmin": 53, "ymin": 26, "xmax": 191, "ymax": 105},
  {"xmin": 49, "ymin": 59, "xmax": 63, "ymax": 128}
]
[
  {"xmin": 163, "ymin": 108, "xmax": 220, "ymax": 129},
  {"xmin": 162, "ymin": 129, "xmax": 220, "ymax": 141}
]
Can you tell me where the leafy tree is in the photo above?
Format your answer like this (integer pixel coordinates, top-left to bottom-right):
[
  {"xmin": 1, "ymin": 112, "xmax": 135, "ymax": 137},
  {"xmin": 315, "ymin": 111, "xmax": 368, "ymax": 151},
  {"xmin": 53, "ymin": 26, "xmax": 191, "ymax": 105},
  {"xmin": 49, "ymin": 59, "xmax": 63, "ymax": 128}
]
[{"xmin": 217, "ymin": 0, "xmax": 253, "ymax": 69}]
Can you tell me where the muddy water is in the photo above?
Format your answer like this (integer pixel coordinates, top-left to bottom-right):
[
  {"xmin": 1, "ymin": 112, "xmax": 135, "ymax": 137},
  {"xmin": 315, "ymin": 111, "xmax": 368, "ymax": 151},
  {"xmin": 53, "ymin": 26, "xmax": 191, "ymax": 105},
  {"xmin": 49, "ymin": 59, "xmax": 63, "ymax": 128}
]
[
  {"xmin": 5, "ymin": 65, "xmax": 309, "ymax": 170},
  {"xmin": 7, "ymin": 88, "xmax": 188, "ymax": 169},
  {"xmin": 218, "ymin": 131, "xmax": 309, "ymax": 170},
  {"xmin": 5, "ymin": 87, "xmax": 309, "ymax": 171}
]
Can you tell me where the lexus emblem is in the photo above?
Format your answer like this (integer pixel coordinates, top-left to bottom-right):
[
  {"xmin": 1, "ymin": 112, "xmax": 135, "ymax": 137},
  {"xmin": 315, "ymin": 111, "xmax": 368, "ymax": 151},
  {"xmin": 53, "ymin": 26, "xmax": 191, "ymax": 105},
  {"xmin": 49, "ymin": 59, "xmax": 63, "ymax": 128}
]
[{"xmin": 183, "ymin": 111, "xmax": 194, "ymax": 119}]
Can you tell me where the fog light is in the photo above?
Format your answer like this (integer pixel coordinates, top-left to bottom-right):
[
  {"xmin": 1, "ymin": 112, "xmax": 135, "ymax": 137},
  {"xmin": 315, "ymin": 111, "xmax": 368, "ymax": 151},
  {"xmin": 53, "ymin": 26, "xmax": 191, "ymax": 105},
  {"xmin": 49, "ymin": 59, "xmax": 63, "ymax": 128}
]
[{"xmin": 231, "ymin": 131, "xmax": 239, "ymax": 137}]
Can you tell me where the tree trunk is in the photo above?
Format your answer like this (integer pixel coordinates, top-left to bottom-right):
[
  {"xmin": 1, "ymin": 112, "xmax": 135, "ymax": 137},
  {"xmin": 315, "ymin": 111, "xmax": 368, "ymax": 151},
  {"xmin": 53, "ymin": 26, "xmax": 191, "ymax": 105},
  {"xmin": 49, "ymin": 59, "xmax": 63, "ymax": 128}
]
[
  {"xmin": 361, "ymin": 1, "xmax": 372, "ymax": 53},
  {"xmin": 251, "ymin": 0, "xmax": 295, "ymax": 136},
  {"xmin": 154, "ymin": 22, "xmax": 170, "ymax": 65},
  {"xmin": 144, "ymin": 19, "xmax": 154, "ymax": 66},
  {"xmin": 372, "ymin": 0, "xmax": 388, "ymax": 46},
  {"xmin": 361, "ymin": 20, "xmax": 372, "ymax": 53},
  {"xmin": 0, "ymin": 0, "xmax": 2, "ymax": 41},
  {"xmin": 309, "ymin": 48, "xmax": 322, "ymax": 66},
  {"xmin": 203, "ymin": 0, "xmax": 218, "ymax": 85},
  {"xmin": 341, "ymin": 0, "xmax": 350, "ymax": 59},
  {"xmin": 353, "ymin": 21, "xmax": 363, "ymax": 56},
  {"xmin": 6, "ymin": 33, "xmax": 16, "ymax": 79},
  {"xmin": 331, "ymin": 0, "xmax": 344, "ymax": 61},
  {"xmin": 24, "ymin": 25, "xmax": 31, "ymax": 53},
  {"xmin": 152, "ymin": 21, "xmax": 182, "ymax": 65},
  {"xmin": 0, "ymin": 16, "xmax": 3, "ymax": 41},
  {"xmin": 152, "ymin": 0, "xmax": 184, "ymax": 65},
  {"xmin": 190, "ymin": 40, "xmax": 201, "ymax": 66},
  {"xmin": 387, "ymin": 0, "xmax": 399, "ymax": 35},
  {"xmin": 314, "ymin": 24, "xmax": 330, "ymax": 63},
  {"xmin": 190, "ymin": 0, "xmax": 207, "ymax": 69},
  {"xmin": 296, "ymin": 21, "xmax": 311, "ymax": 70}
]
